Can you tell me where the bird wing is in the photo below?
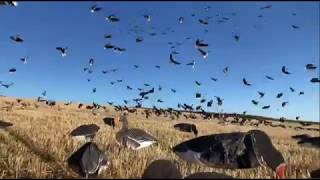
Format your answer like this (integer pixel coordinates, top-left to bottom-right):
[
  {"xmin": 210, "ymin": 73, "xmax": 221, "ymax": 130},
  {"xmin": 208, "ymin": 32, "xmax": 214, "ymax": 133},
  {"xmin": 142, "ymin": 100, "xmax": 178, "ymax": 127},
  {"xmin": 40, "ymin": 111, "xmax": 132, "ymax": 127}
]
[{"xmin": 170, "ymin": 54, "xmax": 181, "ymax": 65}]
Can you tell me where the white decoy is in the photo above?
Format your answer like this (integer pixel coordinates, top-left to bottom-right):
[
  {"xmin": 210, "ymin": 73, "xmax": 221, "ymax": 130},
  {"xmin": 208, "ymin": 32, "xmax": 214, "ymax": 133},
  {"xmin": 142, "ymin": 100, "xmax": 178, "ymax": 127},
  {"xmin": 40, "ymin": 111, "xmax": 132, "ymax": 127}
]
[
  {"xmin": 67, "ymin": 142, "xmax": 111, "ymax": 179},
  {"xmin": 115, "ymin": 115, "xmax": 157, "ymax": 150}
]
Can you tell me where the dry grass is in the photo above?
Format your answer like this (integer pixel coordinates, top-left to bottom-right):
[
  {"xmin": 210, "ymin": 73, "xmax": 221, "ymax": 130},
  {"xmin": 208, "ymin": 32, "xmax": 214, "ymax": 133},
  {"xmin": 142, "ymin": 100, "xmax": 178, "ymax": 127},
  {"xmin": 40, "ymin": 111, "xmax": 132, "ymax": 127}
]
[{"xmin": 0, "ymin": 96, "xmax": 319, "ymax": 179}]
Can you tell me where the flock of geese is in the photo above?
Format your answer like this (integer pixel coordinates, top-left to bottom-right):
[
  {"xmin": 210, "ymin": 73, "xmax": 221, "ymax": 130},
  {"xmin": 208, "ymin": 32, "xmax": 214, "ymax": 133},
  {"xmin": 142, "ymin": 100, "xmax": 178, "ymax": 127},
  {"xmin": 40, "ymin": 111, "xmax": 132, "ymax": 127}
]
[
  {"xmin": 0, "ymin": 1, "xmax": 319, "ymax": 179},
  {"xmin": 1, "ymin": 1, "xmax": 319, "ymax": 122},
  {"xmin": 3, "ymin": 111, "xmax": 318, "ymax": 179}
]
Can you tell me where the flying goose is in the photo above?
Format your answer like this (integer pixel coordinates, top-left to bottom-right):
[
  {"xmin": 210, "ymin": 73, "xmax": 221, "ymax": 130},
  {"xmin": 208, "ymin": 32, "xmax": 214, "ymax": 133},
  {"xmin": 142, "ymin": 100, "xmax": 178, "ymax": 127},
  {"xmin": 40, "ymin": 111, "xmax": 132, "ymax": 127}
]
[
  {"xmin": 310, "ymin": 78, "xmax": 320, "ymax": 83},
  {"xmin": 10, "ymin": 34, "xmax": 23, "ymax": 42},
  {"xmin": 9, "ymin": 68, "xmax": 16, "ymax": 73},
  {"xmin": 242, "ymin": 78, "xmax": 251, "ymax": 86},
  {"xmin": 170, "ymin": 53, "xmax": 181, "ymax": 65},
  {"xmin": 265, "ymin": 75, "xmax": 274, "ymax": 80},
  {"xmin": 70, "ymin": 124, "xmax": 100, "ymax": 141},
  {"xmin": 0, "ymin": 1, "xmax": 18, "ymax": 6},
  {"xmin": 0, "ymin": 81, "xmax": 14, "ymax": 88},
  {"xmin": 233, "ymin": 32, "xmax": 240, "ymax": 42},
  {"xmin": 172, "ymin": 130, "xmax": 286, "ymax": 179},
  {"xmin": 258, "ymin": 92, "xmax": 265, "ymax": 98},
  {"xmin": 90, "ymin": 4, "xmax": 102, "ymax": 13},
  {"xmin": 281, "ymin": 66, "xmax": 291, "ymax": 75},
  {"xmin": 67, "ymin": 142, "xmax": 111, "ymax": 179},
  {"xmin": 106, "ymin": 14, "xmax": 120, "ymax": 22},
  {"xmin": 115, "ymin": 115, "xmax": 157, "ymax": 150},
  {"xmin": 173, "ymin": 123, "xmax": 198, "ymax": 136},
  {"xmin": 56, "ymin": 47, "xmax": 68, "ymax": 57},
  {"xmin": 20, "ymin": 56, "xmax": 28, "ymax": 64},
  {"xmin": 178, "ymin": 17, "xmax": 184, "ymax": 24},
  {"xmin": 305, "ymin": 64, "xmax": 317, "ymax": 70}
]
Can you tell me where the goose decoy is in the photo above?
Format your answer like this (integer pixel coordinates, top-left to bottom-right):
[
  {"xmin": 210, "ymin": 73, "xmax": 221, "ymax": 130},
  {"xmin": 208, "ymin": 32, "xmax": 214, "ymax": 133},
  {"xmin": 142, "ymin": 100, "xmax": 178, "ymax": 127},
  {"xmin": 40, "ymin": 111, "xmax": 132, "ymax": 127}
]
[
  {"xmin": 0, "ymin": 120, "xmax": 13, "ymax": 131},
  {"xmin": 281, "ymin": 66, "xmax": 291, "ymax": 75},
  {"xmin": 115, "ymin": 115, "xmax": 157, "ymax": 150},
  {"xmin": 67, "ymin": 142, "xmax": 111, "ymax": 179},
  {"xmin": 10, "ymin": 35, "xmax": 23, "ymax": 42},
  {"xmin": 291, "ymin": 134, "xmax": 320, "ymax": 148},
  {"xmin": 310, "ymin": 169, "xmax": 320, "ymax": 179},
  {"xmin": 173, "ymin": 123, "xmax": 198, "ymax": 136},
  {"xmin": 305, "ymin": 64, "xmax": 317, "ymax": 70},
  {"xmin": 70, "ymin": 124, "xmax": 100, "ymax": 141},
  {"xmin": 141, "ymin": 159, "xmax": 182, "ymax": 179},
  {"xmin": 56, "ymin": 47, "xmax": 68, "ymax": 57},
  {"xmin": 142, "ymin": 159, "xmax": 234, "ymax": 179},
  {"xmin": 185, "ymin": 172, "xmax": 234, "ymax": 179},
  {"xmin": 172, "ymin": 129, "xmax": 286, "ymax": 179},
  {"xmin": 90, "ymin": 4, "xmax": 102, "ymax": 13},
  {"xmin": 103, "ymin": 117, "xmax": 116, "ymax": 129}
]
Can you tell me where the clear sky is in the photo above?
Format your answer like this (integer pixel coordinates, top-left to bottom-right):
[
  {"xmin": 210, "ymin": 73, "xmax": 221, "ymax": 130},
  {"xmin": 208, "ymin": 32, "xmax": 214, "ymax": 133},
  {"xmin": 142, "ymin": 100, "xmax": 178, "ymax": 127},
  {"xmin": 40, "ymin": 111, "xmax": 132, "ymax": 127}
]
[{"xmin": 0, "ymin": 1, "xmax": 319, "ymax": 122}]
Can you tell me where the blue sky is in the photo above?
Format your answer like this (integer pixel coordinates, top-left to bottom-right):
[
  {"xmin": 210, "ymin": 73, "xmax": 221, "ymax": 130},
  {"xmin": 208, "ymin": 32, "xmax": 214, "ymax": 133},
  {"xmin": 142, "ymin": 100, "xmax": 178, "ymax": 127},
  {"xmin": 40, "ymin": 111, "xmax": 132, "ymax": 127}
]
[{"xmin": 0, "ymin": 1, "xmax": 319, "ymax": 122}]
